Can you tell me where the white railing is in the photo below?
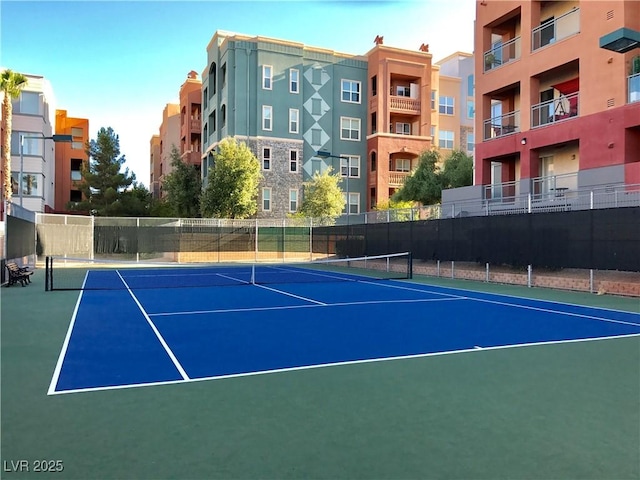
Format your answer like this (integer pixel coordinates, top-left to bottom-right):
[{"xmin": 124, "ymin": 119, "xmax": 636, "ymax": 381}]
[
  {"xmin": 628, "ymin": 73, "xmax": 640, "ymax": 104},
  {"xmin": 532, "ymin": 8, "xmax": 580, "ymax": 51},
  {"xmin": 531, "ymin": 92, "xmax": 579, "ymax": 128},
  {"xmin": 483, "ymin": 111, "xmax": 520, "ymax": 140},
  {"xmin": 484, "ymin": 36, "xmax": 521, "ymax": 72}
]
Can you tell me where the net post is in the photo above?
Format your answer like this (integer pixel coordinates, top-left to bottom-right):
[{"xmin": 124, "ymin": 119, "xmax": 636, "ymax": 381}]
[
  {"xmin": 407, "ymin": 252, "xmax": 413, "ymax": 279},
  {"xmin": 45, "ymin": 256, "xmax": 50, "ymax": 291},
  {"xmin": 250, "ymin": 264, "xmax": 256, "ymax": 285}
]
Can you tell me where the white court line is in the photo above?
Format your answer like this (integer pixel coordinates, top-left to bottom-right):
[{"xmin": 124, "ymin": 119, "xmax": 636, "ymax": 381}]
[
  {"xmin": 149, "ymin": 296, "xmax": 463, "ymax": 317},
  {"xmin": 383, "ymin": 279, "xmax": 640, "ymax": 327},
  {"xmin": 48, "ymin": 332, "xmax": 640, "ymax": 395},
  {"xmin": 253, "ymin": 283, "xmax": 327, "ymax": 305},
  {"xmin": 115, "ymin": 270, "xmax": 190, "ymax": 381},
  {"xmin": 47, "ymin": 271, "xmax": 90, "ymax": 395}
]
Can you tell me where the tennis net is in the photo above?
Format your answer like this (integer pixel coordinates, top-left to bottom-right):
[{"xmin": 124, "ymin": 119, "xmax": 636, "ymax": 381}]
[{"xmin": 45, "ymin": 252, "xmax": 413, "ymax": 291}]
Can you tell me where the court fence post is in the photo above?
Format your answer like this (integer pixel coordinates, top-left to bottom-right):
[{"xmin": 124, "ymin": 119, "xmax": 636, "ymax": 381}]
[
  {"xmin": 309, "ymin": 218, "xmax": 313, "ymax": 261},
  {"xmin": 527, "ymin": 264, "xmax": 532, "ymax": 287}
]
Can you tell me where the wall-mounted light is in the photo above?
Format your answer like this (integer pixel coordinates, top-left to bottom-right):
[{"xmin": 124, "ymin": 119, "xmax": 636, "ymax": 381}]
[{"xmin": 521, "ymin": 138, "xmax": 527, "ymax": 145}]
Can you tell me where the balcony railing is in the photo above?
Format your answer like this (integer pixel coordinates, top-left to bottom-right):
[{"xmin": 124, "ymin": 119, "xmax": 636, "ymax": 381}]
[
  {"xmin": 191, "ymin": 119, "xmax": 201, "ymax": 130},
  {"xmin": 532, "ymin": 8, "xmax": 580, "ymax": 51},
  {"xmin": 484, "ymin": 36, "xmax": 521, "ymax": 73},
  {"xmin": 389, "ymin": 96, "xmax": 420, "ymax": 113},
  {"xmin": 531, "ymin": 172, "xmax": 577, "ymax": 200},
  {"xmin": 531, "ymin": 92, "xmax": 579, "ymax": 128},
  {"xmin": 629, "ymin": 73, "xmax": 640, "ymax": 103},
  {"xmin": 388, "ymin": 171, "xmax": 410, "ymax": 187},
  {"xmin": 483, "ymin": 110, "xmax": 520, "ymax": 140}
]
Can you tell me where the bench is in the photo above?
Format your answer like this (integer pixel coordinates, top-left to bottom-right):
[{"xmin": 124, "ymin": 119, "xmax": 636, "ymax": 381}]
[{"xmin": 5, "ymin": 262, "xmax": 33, "ymax": 287}]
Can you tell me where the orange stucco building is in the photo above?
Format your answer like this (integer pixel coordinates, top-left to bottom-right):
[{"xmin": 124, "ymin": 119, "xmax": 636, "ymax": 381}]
[
  {"xmin": 474, "ymin": 0, "xmax": 640, "ymax": 197},
  {"xmin": 365, "ymin": 43, "xmax": 434, "ymax": 209},
  {"xmin": 179, "ymin": 70, "xmax": 202, "ymax": 174},
  {"xmin": 54, "ymin": 109, "xmax": 89, "ymax": 213}
]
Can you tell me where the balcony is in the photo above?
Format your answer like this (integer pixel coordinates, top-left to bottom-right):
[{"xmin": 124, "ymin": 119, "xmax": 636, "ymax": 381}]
[
  {"xmin": 389, "ymin": 96, "xmax": 420, "ymax": 114},
  {"xmin": 531, "ymin": 92, "xmax": 579, "ymax": 128},
  {"xmin": 484, "ymin": 37, "xmax": 521, "ymax": 73},
  {"xmin": 532, "ymin": 8, "xmax": 580, "ymax": 51},
  {"xmin": 191, "ymin": 119, "xmax": 201, "ymax": 130},
  {"xmin": 483, "ymin": 111, "xmax": 520, "ymax": 140},
  {"xmin": 388, "ymin": 171, "xmax": 410, "ymax": 187},
  {"xmin": 531, "ymin": 172, "xmax": 577, "ymax": 199},
  {"xmin": 629, "ymin": 73, "xmax": 640, "ymax": 103}
]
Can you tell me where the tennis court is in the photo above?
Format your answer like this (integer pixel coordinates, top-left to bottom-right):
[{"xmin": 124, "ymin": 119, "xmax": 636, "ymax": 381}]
[
  {"xmin": 46, "ymin": 254, "xmax": 640, "ymax": 396},
  {"xmin": 2, "ymin": 258, "xmax": 639, "ymax": 479}
]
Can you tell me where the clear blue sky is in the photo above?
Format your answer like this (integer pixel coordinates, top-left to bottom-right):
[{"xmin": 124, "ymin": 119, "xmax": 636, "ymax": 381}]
[{"xmin": 1, "ymin": 0, "xmax": 475, "ymax": 186}]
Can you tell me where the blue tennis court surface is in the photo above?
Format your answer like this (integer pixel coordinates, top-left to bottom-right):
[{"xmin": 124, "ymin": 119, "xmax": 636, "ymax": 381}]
[{"xmin": 49, "ymin": 267, "xmax": 640, "ymax": 395}]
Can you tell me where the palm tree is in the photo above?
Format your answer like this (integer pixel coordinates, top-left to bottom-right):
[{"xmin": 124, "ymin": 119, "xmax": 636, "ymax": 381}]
[{"xmin": 1, "ymin": 69, "xmax": 28, "ymax": 204}]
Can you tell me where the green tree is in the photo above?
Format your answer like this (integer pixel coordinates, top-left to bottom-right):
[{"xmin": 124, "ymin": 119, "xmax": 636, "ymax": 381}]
[
  {"xmin": 297, "ymin": 167, "xmax": 345, "ymax": 223},
  {"xmin": 163, "ymin": 145, "xmax": 202, "ymax": 218},
  {"xmin": 440, "ymin": 149, "xmax": 473, "ymax": 190},
  {"xmin": 393, "ymin": 149, "xmax": 443, "ymax": 205},
  {"xmin": 69, "ymin": 127, "xmax": 136, "ymax": 215},
  {"xmin": 1, "ymin": 69, "xmax": 28, "ymax": 203},
  {"xmin": 200, "ymin": 138, "xmax": 261, "ymax": 218}
]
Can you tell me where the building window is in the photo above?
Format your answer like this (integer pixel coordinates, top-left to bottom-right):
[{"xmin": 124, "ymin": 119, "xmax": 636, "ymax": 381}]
[
  {"xmin": 12, "ymin": 172, "xmax": 42, "ymax": 197},
  {"xmin": 371, "ymin": 112, "xmax": 377, "ymax": 134},
  {"xmin": 396, "ymin": 86, "xmax": 410, "ymax": 97},
  {"xmin": 70, "ymin": 190, "xmax": 82, "ymax": 202},
  {"xmin": 289, "ymin": 189, "xmax": 298, "ymax": 212},
  {"xmin": 344, "ymin": 192, "xmax": 359, "ymax": 214},
  {"xmin": 289, "ymin": 150, "xmax": 298, "ymax": 172},
  {"xmin": 395, "ymin": 159, "xmax": 411, "ymax": 172},
  {"xmin": 203, "ymin": 87, "xmax": 208, "ymax": 109},
  {"xmin": 439, "ymin": 96, "xmax": 454, "ymax": 115},
  {"xmin": 467, "ymin": 100, "xmax": 475, "ymax": 119},
  {"xmin": 430, "ymin": 126, "xmax": 436, "ymax": 138},
  {"xmin": 371, "ymin": 75, "xmax": 377, "ymax": 96},
  {"xmin": 395, "ymin": 122, "xmax": 411, "ymax": 135},
  {"xmin": 340, "ymin": 117, "xmax": 360, "ymax": 141},
  {"xmin": 71, "ymin": 141, "xmax": 83, "ymax": 150},
  {"xmin": 263, "ymin": 65, "xmax": 272, "ymax": 90},
  {"xmin": 290, "ymin": 69, "xmax": 299, "ymax": 93},
  {"xmin": 11, "ymin": 131, "xmax": 42, "ymax": 155},
  {"xmin": 262, "ymin": 105, "xmax": 272, "ymax": 131},
  {"xmin": 467, "ymin": 133, "xmax": 475, "ymax": 152},
  {"xmin": 340, "ymin": 155, "xmax": 360, "ymax": 178},
  {"xmin": 370, "ymin": 151, "xmax": 376, "ymax": 171},
  {"xmin": 71, "ymin": 159, "xmax": 83, "ymax": 181},
  {"xmin": 262, "ymin": 147, "xmax": 271, "ymax": 170},
  {"xmin": 439, "ymin": 130, "xmax": 454, "ymax": 149},
  {"xmin": 221, "ymin": 105, "xmax": 226, "ymax": 128},
  {"xmin": 12, "ymin": 91, "xmax": 40, "ymax": 115},
  {"xmin": 467, "ymin": 74, "xmax": 474, "ymax": 97},
  {"xmin": 262, "ymin": 188, "xmax": 271, "ymax": 211},
  {"xmin": 289, "ymin": 108, "xmax": 299, "ymax": 133},
  {"xmin": 341, "ymin": 79, "xmax": 361, "ymax": 103},
  {"xmin": 431, "ymin": 90, "xmax": 436, "ymax": 110},
  {"xmin": 71, "ymin": 127, "xmax": 83, "ymax": 137},
  {"xmin": 220, "ymin": 63, "xmax": 227, "ymax": 90}
]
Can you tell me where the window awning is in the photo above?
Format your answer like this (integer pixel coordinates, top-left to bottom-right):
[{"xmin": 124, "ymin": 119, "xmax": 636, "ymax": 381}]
[{"xmin": 553, "ymin": 78, "xmax": 579, "ymax": 94}]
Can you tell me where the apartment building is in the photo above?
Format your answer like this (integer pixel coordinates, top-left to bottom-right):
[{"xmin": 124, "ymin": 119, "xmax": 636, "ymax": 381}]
[
  {"xmin": 434, "ymin": 52, "xmax": 476, "ymax": 157},
  {"xmin": 365, "ymin": 42, "xmax": 434, "ymax": 210},
  {"xmin": 9, "ymin": 73, "xmax": 57, "ymax": 213},
  {"xmin": 156, "ymin": 103, "xmax": 180, "ymax": 198},
  {"xmin": 149, "ymin": 135, "xmax": 161, "ymax": 199},
  {"xmin": 201, "ymin": 31, "xmax": 368, "ymax": 218},
  {"xmin": 54, "ymin": 109, "xmax": 89, "ymax": 212},
  {"xmin": 179, "ymin": 71, "xmax": 202, "ymax": 175},
  {"xmin": 461, "ymin": 0, "xmax": 640, "ymax": 206}
]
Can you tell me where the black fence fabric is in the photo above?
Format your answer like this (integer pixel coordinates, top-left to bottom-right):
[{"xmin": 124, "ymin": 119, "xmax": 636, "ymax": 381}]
[
  {"xmin": 7, "ymin": 215, "xmax": 35, "ymax": 260},
  {"xmin": 312, "ymin": 207, "xmax": 640, "ymax": 271}
]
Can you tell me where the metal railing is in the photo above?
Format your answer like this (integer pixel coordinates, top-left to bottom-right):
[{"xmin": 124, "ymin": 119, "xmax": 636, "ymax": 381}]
[
  {"xmin": 629, "ymin": 72, "xmax": 640, "ymax": 104},
  {"xmin": 483, "ymin": 110, "xmax": 520, "ymax": 140},
  {"xmin": 532, "ymin": 8, "xmax": 580, "ymax": 51},
  {"xmin": 484, "ymin": 36, "xmax": 520, "ymax": 72},
  {"xmin": 531, "ymin": 92, "xmax": 579, "ymax": 128}
]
